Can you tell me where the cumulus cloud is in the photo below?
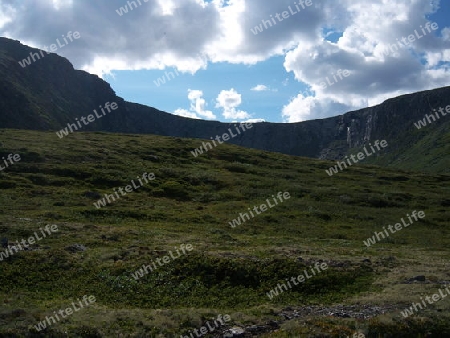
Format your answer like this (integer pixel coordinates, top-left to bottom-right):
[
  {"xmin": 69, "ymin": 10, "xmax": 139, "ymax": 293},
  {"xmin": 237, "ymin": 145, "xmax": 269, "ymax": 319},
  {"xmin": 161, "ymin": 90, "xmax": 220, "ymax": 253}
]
[
  {"xmin": 282, "ymin": 93, "xmax": 356, "ymax": 123},
  {"xmin": 216, "ymin": 88, "xmax": 251, "ymax": 120},
  {"xmin": 0, "ymin": 0, "xmax": 221, "ymax": 76},
  {"xmin": 443, "ymin": 27, "xmax": 450, "ymax": 41},
  {"xmin": 0, "ymin": 2, "xmax": 14, "ymax": 30},
  {"xmin": 280, "ymin": 0, "xmax": 450, "ymax": 122},
  {"xmin": 1, "ymin": 0, "xmax": 449, "ymax": 122},
  {"xmin": 173, "ymin": 89, "xmax": 216, "ymax": 120},
  {"xmin": 176, "ymin": 88, "xmax": 254, "ymax": 121},
  {"xmin": 188, "ymin": 89, "xmax": 216, "ymax": 119},
  {"xmin": 172, "ymin": 108, "xmax": 201, "ymax": 119}
]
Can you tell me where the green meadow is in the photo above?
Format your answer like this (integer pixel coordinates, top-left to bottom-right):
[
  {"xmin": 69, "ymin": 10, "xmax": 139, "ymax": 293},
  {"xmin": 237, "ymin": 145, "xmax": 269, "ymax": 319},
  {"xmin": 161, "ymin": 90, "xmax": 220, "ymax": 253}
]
[{"xmin": 0, "ymin": 129, "xmax": 449, "ymax": 337}]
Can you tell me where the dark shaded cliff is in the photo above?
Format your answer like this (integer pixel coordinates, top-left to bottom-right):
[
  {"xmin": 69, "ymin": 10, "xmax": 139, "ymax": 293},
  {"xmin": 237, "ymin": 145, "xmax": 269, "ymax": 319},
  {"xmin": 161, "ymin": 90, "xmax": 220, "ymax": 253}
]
[{"xmin": 1, "ymin": 37, "xmax": 449, "ymax": 172}]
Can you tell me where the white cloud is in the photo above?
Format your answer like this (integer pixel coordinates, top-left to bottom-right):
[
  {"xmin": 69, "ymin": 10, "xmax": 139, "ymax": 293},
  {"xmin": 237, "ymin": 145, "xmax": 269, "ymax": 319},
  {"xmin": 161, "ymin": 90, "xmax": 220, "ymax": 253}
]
[
  {"xmin": 443, "ymin": 27, "xmax": 450, "ymax": 41},
  {"xmin": 187, "ymin": 89, "xmax": 216, "ymax": 119},
  {"xmin": 251, "ymin": 84, "xmax": 269, "ymax": 91},
  {"xmin": 1, "ymin": 0, "xmax": 449, "ymax": 122},
  {"xmin": 245, "ymin": 118, "xmax": 266, "ymax": 123},
  {"xmin": 282, "ymin": 93, "xmax": 354, "ymax": 123},
  {"xmin": 52, "ymin": 0, "xmax": 73, "ymax": 10},
  {"xmin": 216, "ymin": 88, "xmax": 251, "ymax": 120},
  {"xmin": 0, "ymin": 3, "xmax": 15, "ymax": 30},
  {"xmin": 173, "ymin": 89, "xmax": 216, "ymax": 120},
  {"xmin": 175, "ymin": 88, "xmax": 259, "ymax": 121},
  {"xmin": 280, "ymin": 0, "xmax": 450, "ymax": 122},
  {"xmin": 172, "ymin": 108, "xmax": 201, "ymax": 119}
]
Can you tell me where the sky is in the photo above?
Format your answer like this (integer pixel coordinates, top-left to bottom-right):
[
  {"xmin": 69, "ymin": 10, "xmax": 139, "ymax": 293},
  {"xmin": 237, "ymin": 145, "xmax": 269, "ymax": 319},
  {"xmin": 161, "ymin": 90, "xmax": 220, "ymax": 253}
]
[{"xmin": 1, "ymin": 0, "xmax": 449, "ymax": 123}]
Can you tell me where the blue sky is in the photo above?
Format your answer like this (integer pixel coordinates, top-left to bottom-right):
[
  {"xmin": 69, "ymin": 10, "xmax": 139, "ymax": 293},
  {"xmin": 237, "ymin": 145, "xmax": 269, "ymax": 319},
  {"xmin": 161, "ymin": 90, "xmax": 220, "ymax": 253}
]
[
  {"xmin": 1, "ymin": 0, "xmax": 449, "ymax": 123},
  {"xmin": 103, "ymin": 56, "xmax": 307, "ymax": 122}
]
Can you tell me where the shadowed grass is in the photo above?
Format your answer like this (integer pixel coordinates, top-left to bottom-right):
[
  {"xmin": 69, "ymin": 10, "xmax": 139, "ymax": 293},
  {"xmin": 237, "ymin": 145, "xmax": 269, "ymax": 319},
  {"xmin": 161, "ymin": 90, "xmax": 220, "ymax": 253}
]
[{"xmin": 0, "ymin": 129, "xmax": 449, "ymax": 337}]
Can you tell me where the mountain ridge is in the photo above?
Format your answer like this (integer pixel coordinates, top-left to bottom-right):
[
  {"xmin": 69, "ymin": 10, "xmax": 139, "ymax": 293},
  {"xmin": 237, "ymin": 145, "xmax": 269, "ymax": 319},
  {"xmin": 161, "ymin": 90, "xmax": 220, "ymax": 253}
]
[{"xmin": 1, "ymin": 37, "xmax": 449, "ymax": 172}]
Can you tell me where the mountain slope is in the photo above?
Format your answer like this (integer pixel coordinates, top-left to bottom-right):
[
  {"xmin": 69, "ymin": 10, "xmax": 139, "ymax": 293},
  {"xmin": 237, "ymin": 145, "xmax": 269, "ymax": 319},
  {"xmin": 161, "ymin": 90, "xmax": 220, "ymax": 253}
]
[{"xmin": 0, "ymin": 37, "xmax": 449, "ymax": 173}]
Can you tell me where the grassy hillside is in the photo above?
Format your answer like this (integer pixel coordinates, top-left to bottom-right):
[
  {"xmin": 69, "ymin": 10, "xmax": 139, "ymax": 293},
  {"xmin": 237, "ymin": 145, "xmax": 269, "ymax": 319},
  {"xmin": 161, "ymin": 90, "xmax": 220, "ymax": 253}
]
[
  {"xmin": 0, "ymin": 129, "xmax": 449, "ymax": 337},
  {"xmin": 363, "ymin": 113, "xmax": 450, "ymax": 174}
]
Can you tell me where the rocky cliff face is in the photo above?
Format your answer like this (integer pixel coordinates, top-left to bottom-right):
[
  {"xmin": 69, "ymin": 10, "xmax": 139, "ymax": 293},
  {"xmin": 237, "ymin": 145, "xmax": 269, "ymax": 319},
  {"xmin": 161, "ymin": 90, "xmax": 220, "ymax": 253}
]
[{"xmin": 1, "ymin": 37, "xmax": 449, "ymax": 166}]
